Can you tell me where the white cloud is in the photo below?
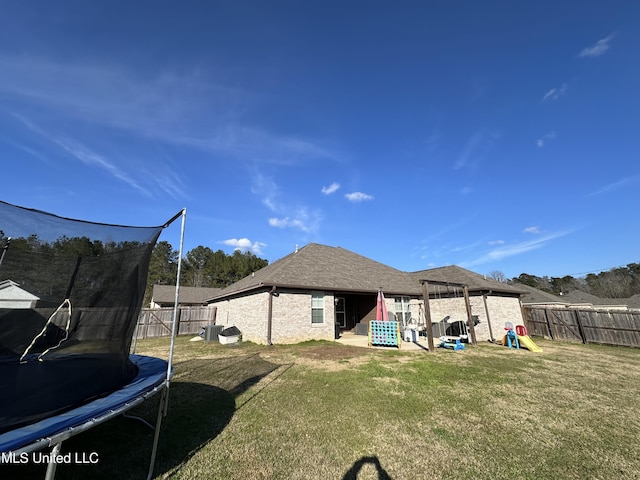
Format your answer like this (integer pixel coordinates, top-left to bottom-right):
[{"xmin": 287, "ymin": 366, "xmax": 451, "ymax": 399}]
[
  {"xmin": 542, "ymin": 83, "xmax": 567, "ymax": 102},
  {"xmin": 321, "ymin": 182, "xmax": 340, "ymax": 195},
  {"xmin": 536, "ymin": 131, "xmax": 556, "ymax": 148},
  {"xmin": 221, "ymin": 238, "xmax": 266, "ymax": 255},
  {"xmin": 579, "ymin": 34, "xmax": 615, "ymax": 58},
  {"xmin": 345, "ymin": 192, "xmax": 374, "ymax": 202},
  {"xmin": 488, "ymin": 240, "xmax": 505, "ymax": 245},
  {"xmin": 268, "ymin": 208, "xmax": 322, "ymax": 233},
  {"xmin": 524, "ymin": 226, "xmax": 541, "ymax": 234}
]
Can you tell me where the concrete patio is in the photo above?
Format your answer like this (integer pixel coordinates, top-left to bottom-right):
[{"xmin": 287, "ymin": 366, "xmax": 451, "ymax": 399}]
[{"xmin": 335, "ymin": 331, "xmax": 430, "ymax": 352}]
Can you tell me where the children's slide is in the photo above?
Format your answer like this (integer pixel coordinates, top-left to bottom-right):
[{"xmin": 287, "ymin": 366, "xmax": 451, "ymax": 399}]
[{"xmin": 517, "ymin": 335, "xmax": 542, "ymax": 352}]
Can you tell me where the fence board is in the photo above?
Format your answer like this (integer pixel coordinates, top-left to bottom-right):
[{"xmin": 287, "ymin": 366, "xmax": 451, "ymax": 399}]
[
  {"xmin": 135, "ymin": 306, "xmax": 217, "ymax": 339},
  {"xmin": 524, "ymin": 306, "xmax": 640, "ymax": 348}
]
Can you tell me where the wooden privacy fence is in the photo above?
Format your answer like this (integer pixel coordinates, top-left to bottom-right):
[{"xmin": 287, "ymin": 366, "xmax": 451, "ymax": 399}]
[
  {"xmin": 135, "ymin": 306, "xmax": 217, "ymax": 339},
  {"xmin": 523, "ymin": 306, "xmax": 640, "ymax": 348}
]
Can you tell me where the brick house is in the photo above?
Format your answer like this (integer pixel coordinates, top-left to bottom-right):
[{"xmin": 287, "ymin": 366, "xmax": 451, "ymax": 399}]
[{"xmin": 206, "ymin": 243, "xmax": 526, "ymax": 345}]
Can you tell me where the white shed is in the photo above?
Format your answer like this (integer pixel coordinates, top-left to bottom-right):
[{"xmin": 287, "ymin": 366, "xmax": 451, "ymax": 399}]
[{"xmin": 0, "ymin": 280, "xmax": 40, "ymax": 309}]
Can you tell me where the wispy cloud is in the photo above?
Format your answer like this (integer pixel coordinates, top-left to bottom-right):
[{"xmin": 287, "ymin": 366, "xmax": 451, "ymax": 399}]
[
  {"xmin": 454, "ymin": 130, "xmax": 502, "ymax": 170},
  {"xmin": 488, "ymin": 240, "xmax": 505, "ymax": 245},
  {"xmin": 11, "ymin": 112, "xmax": 152, "ymax": 196},
  {"xmin": 53, "ymin": 136, "xmax": 152, "ymax": 196},
  {"xmin": 524, "ymin": 226, "xmax": 541, "ymax": 234},
  {"xmin": 423, "ymin": 131, "xmax": 440, "ymax": 152},
  {"xmin": 345, "ymin": 192, "xmax": 374, "ymax": 202},
  {"xmin": 0, "ymin": 55, "xmax": 341, "ymax": 166},
  {"xmin": 579, "ymin": 34, "xmax": 615, "ymax": 58},
  {"xmin": 221, "ymin": 238, "xmax": 266, "ymax": 255},
  {"xmin": 461, "ymin": 230, "xmax": 572, "ymax": 267},
  {"xmin": 588, "ymin": 176, "xmax": 639, "ymax": 196},
  {"xmin": 251, "ymin": 173, "xmax": 280, "ymax": 211},
  {"xmin": 542, "ymin": 83, "xmax": 567, "ymax": 102},
  {"xmin": 536, "ymin": 131, "xmax": 556, "ymax": 148},
  {"xmin": 321, "ymin": 182, "xmax": 340, "ymax": 195},
  {"xmin": 252, "ymin": 173, "xmax": 322, "ymax": 233}
]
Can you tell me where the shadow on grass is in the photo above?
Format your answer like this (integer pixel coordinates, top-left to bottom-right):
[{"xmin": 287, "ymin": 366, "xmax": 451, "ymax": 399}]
[
  {"xmin": 342, "ymin": 456, "xmax": 394, "ymax": 480},
  {"xmin": 0, "ymin": 353, "xmax": 285, "ymax": 480}
]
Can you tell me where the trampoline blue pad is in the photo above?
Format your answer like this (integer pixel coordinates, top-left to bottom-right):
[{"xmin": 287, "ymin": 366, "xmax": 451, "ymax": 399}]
[{"xmin": 0, "ymin": 355, "xmax": 168, "ymax": 453}]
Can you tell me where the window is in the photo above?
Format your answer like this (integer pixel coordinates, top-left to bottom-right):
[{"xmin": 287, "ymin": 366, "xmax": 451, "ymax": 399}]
[
  {"xmin": 311, "ymin": 291, "xmax": 324, "ymax": 324},
  {"xmin": 394, "ymin": 296, "xmax": 411, "ymax": 323}
]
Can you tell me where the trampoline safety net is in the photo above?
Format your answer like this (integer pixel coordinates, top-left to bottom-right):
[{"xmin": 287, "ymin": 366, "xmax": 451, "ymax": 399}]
[{"xmin": 0, "ymin": 200, "xmax": 164, "ymax": 434}]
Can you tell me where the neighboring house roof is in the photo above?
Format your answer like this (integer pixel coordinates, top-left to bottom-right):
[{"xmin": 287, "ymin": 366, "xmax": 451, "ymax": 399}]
[
  {"xmin": 0, "ymin": 279, "xmax": 40, "ymax": 301},
  {"xmin": 207, "ymin": 243, "xmax": 525, "ymax": 302},
  {"xmin": 514, "ymin": 283, "xmax": 565, "ymax": 304},
  {"xmin": 628, "ymin": 294, "xmax": 640, "ymax": 309},
  {"xmin": 411, "ymin": 265, "xmax": 527, "ymax": 295},
  {"xmin": 560, "ymin": 290, "xmax": 603, "ymax": 304},
  {"xmin": 560, "ymin": 290, "xmax": 629, "ymax": 307},
  {"xmin": 151, "ymin": 285, "xmax": 221, "ymax": 306}
]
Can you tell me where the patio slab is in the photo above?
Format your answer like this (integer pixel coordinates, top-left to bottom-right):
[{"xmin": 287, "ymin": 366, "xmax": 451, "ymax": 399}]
[{"xmin": 335, "ymin": 332, "xmax": 429, "ymax": 352}]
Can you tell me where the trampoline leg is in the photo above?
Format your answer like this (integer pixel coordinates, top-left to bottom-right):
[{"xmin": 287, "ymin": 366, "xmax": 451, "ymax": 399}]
[
  {"xmin": 146, "ymin": 387, "xmax": 167, "ymax": 480},
  {"xmin": 45, "ymin": 442, "xmax": 63, "ymax": 480}
]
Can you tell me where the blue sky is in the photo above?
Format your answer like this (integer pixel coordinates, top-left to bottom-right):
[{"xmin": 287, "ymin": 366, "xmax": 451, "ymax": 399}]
[{"xmin": 1, "ymin": 1, "xmax": 638, "ymax": 279}]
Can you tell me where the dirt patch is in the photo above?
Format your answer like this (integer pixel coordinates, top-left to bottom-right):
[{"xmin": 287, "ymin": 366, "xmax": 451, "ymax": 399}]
[{"xmin": 294, "ymin": 344, "xmax": 370, "ymax": 361}]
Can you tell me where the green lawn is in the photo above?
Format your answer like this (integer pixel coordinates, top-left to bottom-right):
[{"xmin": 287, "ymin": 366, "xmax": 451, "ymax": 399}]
[{"xmin": 4, "ymin": 336, "xmax": 640, "ymax": 479}]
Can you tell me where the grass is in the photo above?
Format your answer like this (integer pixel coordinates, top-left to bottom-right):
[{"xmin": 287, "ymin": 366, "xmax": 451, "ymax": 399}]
[{"xmin": 4, "ymin": 337, "xmax": 640, "ymax": 479}]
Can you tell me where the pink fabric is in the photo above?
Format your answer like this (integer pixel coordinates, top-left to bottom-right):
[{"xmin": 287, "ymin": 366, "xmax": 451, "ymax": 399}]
[{"xmin": 376, "ymin": 290, "xmax": 389, "ymax": 321}]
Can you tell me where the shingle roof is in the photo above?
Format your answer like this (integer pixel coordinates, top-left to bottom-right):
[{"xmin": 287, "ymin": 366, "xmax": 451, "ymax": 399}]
[
  {"xmin": 152, "ymin": 285, "xmax": 221, "ymax": 305},
  {"xmin": 208, "ymin": 243, "xmax": 524, "ymax": 302},
  {"xmin": 411, "ymin": 265, "xmax": 527, "ymax": 295},
  {"xmin": 628, "ymin": 294, "xmax": 640, "ymax": 308},
  {"xmin": 561, "ymin": 290, "xmax": 630, "ymax": 306},
  {"xmin": 208, "ymin": 243, "xmax": 419, "ymax": 300},
  {"xmin": 514, "ymin": 283, "xmax": 565, "ymax": 304}
]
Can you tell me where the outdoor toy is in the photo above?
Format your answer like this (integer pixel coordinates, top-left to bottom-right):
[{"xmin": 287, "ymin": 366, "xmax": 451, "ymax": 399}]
[{"xmin": 439, "ymin": 338, "xmax": 465, "ymax": 350}]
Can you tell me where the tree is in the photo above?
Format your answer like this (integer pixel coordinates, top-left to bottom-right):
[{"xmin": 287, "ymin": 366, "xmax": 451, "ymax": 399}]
[
  {"xmin": 144, "ymin": 241, "xmax": 180, "ymax": 305},
  {"xmin": 183, "ymin": 246, "xmax": 219, "ymax": 287},
  {"xmin": 487, "ymin": 270, "xmax": 507, "ymax": 282}
]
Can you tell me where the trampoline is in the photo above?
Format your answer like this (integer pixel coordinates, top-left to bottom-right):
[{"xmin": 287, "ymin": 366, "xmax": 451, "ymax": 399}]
[{"xmin": 0, "ymin": 201, "xmax": 186, "ymax": 479}]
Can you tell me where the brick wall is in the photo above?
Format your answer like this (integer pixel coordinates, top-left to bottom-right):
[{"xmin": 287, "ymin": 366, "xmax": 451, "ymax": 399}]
[
  {"xmin": 210, "ymin": 290, "xmax": 269, "ymax": 343},
  {"xmin": 210, "ymin": 289, "xmax": 335, "ymax": 344},
  {"xmin": 271, "ymin": 290, "xmax": 334, "ymax": 343},
  {"xmin": 210, "ymin": 289, "xmax": 524, "ymax": 344}
]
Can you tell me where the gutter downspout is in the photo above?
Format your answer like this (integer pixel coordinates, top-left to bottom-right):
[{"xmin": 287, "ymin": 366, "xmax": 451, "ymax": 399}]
[{"xmin": 267, "ymin": 286, "xmax": 276, "ymax": 345}]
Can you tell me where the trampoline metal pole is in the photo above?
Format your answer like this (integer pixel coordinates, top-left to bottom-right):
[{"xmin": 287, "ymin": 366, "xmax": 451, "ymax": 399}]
[
  {"xmin": 146, "ymin": 388, "xmax": 167, "ymax": 480},
  {"xmin": 167, "ymin": 208, "xmax": 186, "ymax": 391},
  {"xmin": 44, "ymin": 442, "xmax": 63, "ymax": 480}
]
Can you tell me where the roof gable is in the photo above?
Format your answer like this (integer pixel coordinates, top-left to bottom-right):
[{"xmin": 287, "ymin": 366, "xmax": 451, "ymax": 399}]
[{"xmin": 0, "ymin": 280, "xmax": 40, "ymax": 301}]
